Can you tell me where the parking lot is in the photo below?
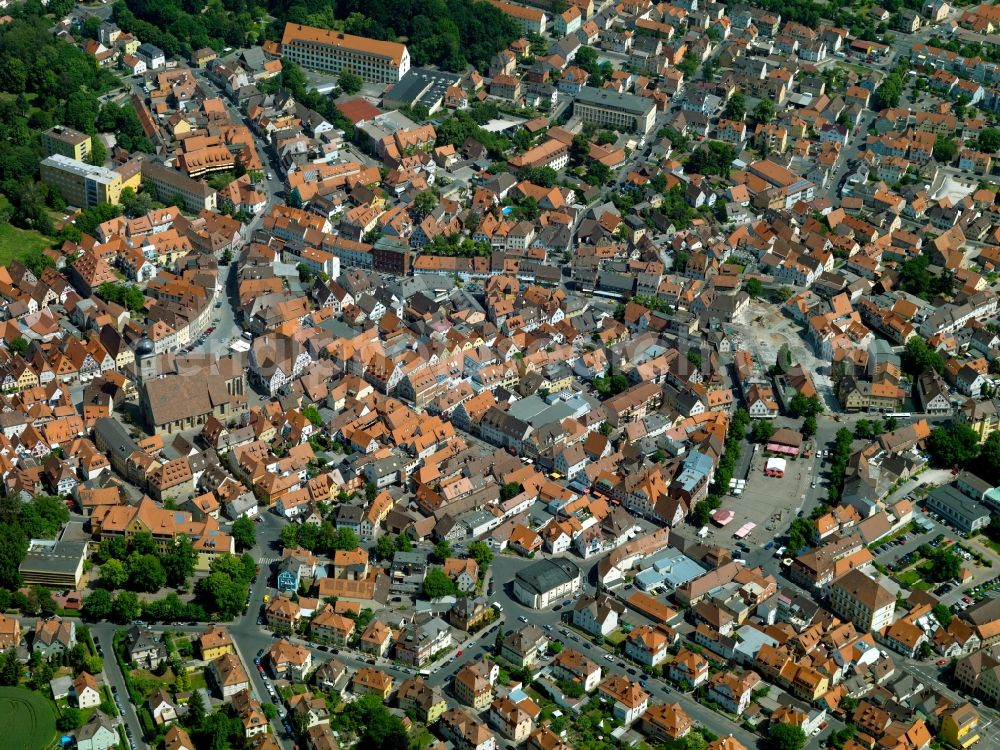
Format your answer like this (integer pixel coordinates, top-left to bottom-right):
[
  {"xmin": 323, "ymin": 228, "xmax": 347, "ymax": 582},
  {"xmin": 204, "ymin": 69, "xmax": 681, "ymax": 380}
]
[{"xmin": 702, "ymin": 440, "xmax": 817, "ymax": 552}]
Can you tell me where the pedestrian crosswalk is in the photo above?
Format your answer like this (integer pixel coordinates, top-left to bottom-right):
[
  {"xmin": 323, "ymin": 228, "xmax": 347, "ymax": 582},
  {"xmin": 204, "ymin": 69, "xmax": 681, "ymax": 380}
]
[{"xmin": 257, "ymin": 555, "xmax": 280, "ymax": 566}]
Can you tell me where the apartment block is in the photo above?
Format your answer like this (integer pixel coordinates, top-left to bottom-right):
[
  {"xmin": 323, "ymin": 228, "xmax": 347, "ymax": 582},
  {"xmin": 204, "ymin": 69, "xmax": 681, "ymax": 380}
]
[
  {"xmin": 40, "ymin": 155, "xmax": 123, "ymax": 208},
  {"xmin": 42, "ymin": 126, "xmax": 92, "ymax": 161},
  {"xmin": 281, "ymin": 23, "xmax": 410, "ymax": 84}
]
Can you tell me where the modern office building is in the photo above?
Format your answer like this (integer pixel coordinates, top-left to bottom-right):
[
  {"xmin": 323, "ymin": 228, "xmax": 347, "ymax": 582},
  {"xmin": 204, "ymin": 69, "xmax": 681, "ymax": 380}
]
[
  {"xmin": 573, "ymin": 86, "xmax": 657, "ymax": 134},
  {"xmin": 40, "ymin": 154, "xmax": 123, "ymax": 208},
  {"xmin": 281, "ymin": 23, "xmax": 410, "ymax": 84},
  {"xmin": 41, "ymin": 126, "xmax": 92, "ymax": 161}
]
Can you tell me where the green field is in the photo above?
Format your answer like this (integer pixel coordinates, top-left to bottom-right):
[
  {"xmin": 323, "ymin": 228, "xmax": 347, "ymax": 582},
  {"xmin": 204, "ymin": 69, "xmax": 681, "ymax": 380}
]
[
  {"xmin": 0, "ymin": 687, "xmax": 57, "ymax": 750},
  {"xmin": 0, "ymin": 222, "xmax": 52, "ymax": 266}
]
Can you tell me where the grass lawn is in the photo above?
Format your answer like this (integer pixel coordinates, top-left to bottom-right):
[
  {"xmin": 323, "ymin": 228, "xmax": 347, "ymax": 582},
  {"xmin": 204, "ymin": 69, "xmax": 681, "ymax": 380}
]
[
  {"xmin": 0, "ymin": 221, "xmax": 52, "ymax": 267},
  {"xmin": 913, "ymin": 580, "xmax": 935, "ymax": 591},
  {"xmin": 979, "ymin": 536, "xmax": 1000, "ymax": 556},
  {"xmin": 186, "ymin": 671, "xmax": 207, "ymax": 692},
  {"xmin": 0, "ymin": 686, "xmax": 57, "ymax": 750},
  {"xmin": 895, "ymin": 570, "xmax": 921, "ymax": 587},
  {"xmin": 604, "ymin": 629, "xmax": 627, "ymax": 647}
]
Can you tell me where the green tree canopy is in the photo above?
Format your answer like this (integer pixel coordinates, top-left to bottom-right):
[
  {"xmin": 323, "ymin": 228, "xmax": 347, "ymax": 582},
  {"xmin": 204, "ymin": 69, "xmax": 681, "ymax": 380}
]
[
  {"xmin": 232, "ymin": 517, "xmax": 257, "ymax": 551},
  {"xmin": 338, "ymin": 69, "xmax": 363, "ymax": 95},
  {"xmin": 82, "ymin": 589, "xmax": 113, "ymax": 621},
  {"xmin": 723, "ymin": 92, "xmax": 746, "ymax": 120},
  {"xmin": 468, "ymin": 541, "xmax": 493, "ymax": 573},
  {"xmin": 933, "ymin": 134, "xmax": 958, "ymax": 163},
  {"xmin": 927, "ymin": 423, "xmax": 980, "ymax": 468},
  {"xmin": 112, "ymin": 591, "xmax": 141, "ymax": 622},
  {"xmin": 422, "ymin": 567, "xmax": 457, "ymax": 598},
  {"xmin": 96, "ymin": 282, "xmax": 145, "ymax": 313},
  {"xmin": 101, "ymin": 559, "xmax": 128, "ymax": 589},
  {"xmin": 770, "ymin": 721, "xmax": 807, "ymax": 750}
]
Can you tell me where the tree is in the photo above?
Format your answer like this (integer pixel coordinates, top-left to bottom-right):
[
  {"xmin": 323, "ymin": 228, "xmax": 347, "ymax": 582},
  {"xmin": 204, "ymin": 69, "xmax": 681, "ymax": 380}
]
[
  {"xmin": 280, "ymin": 524, "xmax": 299, "ymax": 550},
  {"xmin": 333, "ymin": 527, "xmax": 359, "ymax": 551},
  {"xmin": 196, "ymin": 571, "xmax": 245, "ymax": 619},
  {"xmin": 395, "ymin": 533, "xmax": 412, "ymax": 552},
  {"xmin": 186, "ymin": 688, "xmax": 206, "ymax": 729},
  {"xmin": 933, "ymin": 603, "xmax": 953, "ymax": 627},
  {"xmin": 926, "ymin": 546, "xmax": 962, "ymax": 583},
  {"xmin": 338, "ymin": 693, "xmax": 408, "ymax": 750},
  {"xmin": 830, "ymin": 725, "xmax": 857, "ymax": 750},
  {"xmin": 100, "ymin": 559, "xmax": 128, "ymax": 589},
  {"xmin": 770, "ymin": 721, "xmax": 807, "ymax": 750},
  {"xmin": 787, "ymin": 517, "xmax": 816, "ymax": 554},
  {"xmin": 752, "ymin": 419, "xmax": 775, "ymax": 443},
  {"xmin": 978, "ymin": 127, "xmax": 1000, "ymax": 153},
  {"xmin": 0, "ymin": 524, "xmax": 27, "ymax": 590},
  {"xmin": 232, "ymin": 517, "xmax": 256, "ymax": 551},
  {"xmin": 96, "ymin": 282, "xmax": 144, "ymax": 313},
  {"xmin": 902, "ymin": 337, "xmax": 944, "ymax": 376},
  {"xmin": 8, "ymin": 337, "xmax": 28, "ymax": 355},
  {"xmin": 927, "ymin": 424, "xmax": 980, "ymax": 468},
  {"xmin": 686, "ymin": 141, "xmax": 737, "ymax": 178},
  {"xmin": 301, "ymin": 405, "xmax": 324, "ymax": 427},
  {"xmin": 112, "ymin": 591, "xmax": 141, "ymax": 622},
  {"xmin": 933, "ymin": 134, "xmax": 958, "ymax": 163},
  {"xmin": 57, "ymin": 708, "xmax": 84, "ymax": 731},
  {"xmin": 468, "ymin": 541, "xmax": 493, "ymax": 573},
  {"xmin": 875, "ymin": 69, "xmax": 904, "ymax": 109},
  {"xmin": 609, "ymin": 373, "xmax": 629, "ymax": 394},
  {"xmin": 0, "ymin": 649, "xmax": 21, "ymax": 687},
  {"xmin": 723, "ymin": 92, "xmax": 746, "ymax": 120},
  {"xmin": 423, "ymin": 567, "xmax": 457, "ymax": 598},
  {"xmin": 790, "ymin": 393, "xmax": 823, "ymax": 418},
  {"xmin": 557, "ymin": 678, "xmax": 585, "ymax": 698},
  {"xmin": 745, "ymin": 278, "xmax": 764, "ymax": 299},
  {"xmin": 82, "ymin": 589, "xmax": 113, "ymax": 621},
  {"xmin": 802, "ymin": 415, "xmax": 817, "ymax": 439},
  {"xmin": 162, "ymin": 535, "xmax": 196, "ymax": 588},
  {"xmin": 127, "ymin": 552, "xmax": 166, "ymax": 592},
  {"xmin": 499, "ymin": 481, "xmax": 525, "ymax": 502},
  {"xmin": 687, "ymin": 350, "xmax": 702, "ymax": 367},
  {"xmin": 375, "ymin": 535, "xmax": 396, "ymax": 561},
  {"xmin": 692, "ymin": 500, "xmax": 711, "ymax": 526},
  {"xmin": 433, "ymin": 540, "xmax": 453, "ymax": 562},
  {"xmin": 752, "ymin": 98, "xmax": 776, "ymax": 125},
  {"xmin": 412, "ymin": 190, "xmax": 438, "ymax": 221}
]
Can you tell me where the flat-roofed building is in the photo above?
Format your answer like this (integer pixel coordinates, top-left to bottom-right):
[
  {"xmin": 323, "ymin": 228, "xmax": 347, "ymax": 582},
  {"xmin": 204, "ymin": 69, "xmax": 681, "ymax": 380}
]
[
  {"xmin": 42, "ymin": 126, "xmax": 92, "ymax": 161},
  {"xmin": 573, "ymin": 86, "xmax": 656, "ymax": 134},
  {"xmin": 19, "ymin": 539, "xmax": 87, "ymax": 589},
  {"xmin": 512, "ymin": 558, "xmax": 581, "ymax": 609},
  {"xmin": 40, "ymin": 155, "xmax": 124, "ymax": 208},
  {"xmin": 281, "ymin": 23, "xmax": 410, "ymax": 83}
]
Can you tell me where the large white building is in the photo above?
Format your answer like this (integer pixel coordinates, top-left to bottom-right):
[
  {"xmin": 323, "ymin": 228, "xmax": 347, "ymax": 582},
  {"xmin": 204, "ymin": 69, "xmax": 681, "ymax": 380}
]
[
  {"xmin": 511, "ymin": 559, "xmax": 581, "ymax": 609},
  {"xmin": 573, "ymin": 86, "xmax": 656, "ymax": 134},
  {"xmin": 281, "ymin": 23, "xmax": 410, "ymax": 84}
]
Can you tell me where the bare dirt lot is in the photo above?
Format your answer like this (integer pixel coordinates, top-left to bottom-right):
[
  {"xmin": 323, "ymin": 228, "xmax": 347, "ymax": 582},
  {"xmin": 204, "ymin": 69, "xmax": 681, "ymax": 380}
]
[{"xmin": 729, "ymin": 301, "xmax": 836, "ymax": 408}]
